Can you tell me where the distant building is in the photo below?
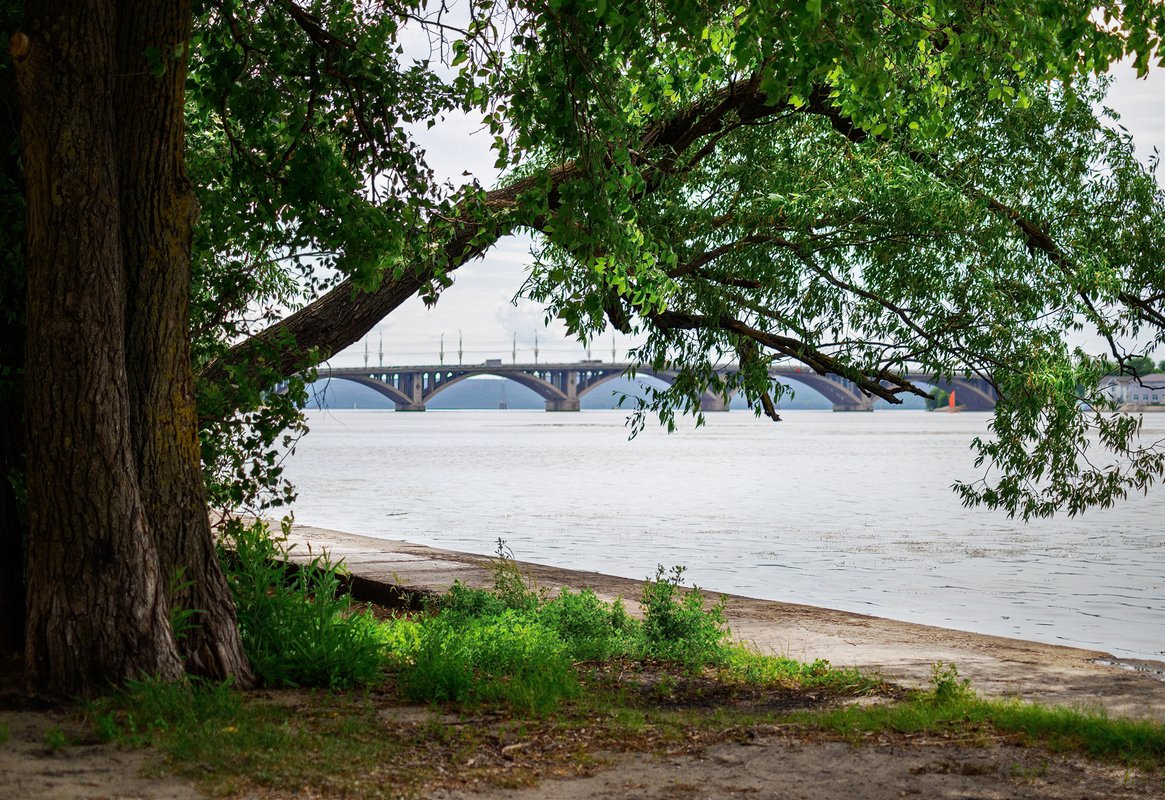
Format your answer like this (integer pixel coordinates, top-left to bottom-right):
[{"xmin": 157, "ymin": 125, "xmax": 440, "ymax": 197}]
[{"xmin": 1099, "ymin": 373, "xmax": 1165, "ymax": 408}]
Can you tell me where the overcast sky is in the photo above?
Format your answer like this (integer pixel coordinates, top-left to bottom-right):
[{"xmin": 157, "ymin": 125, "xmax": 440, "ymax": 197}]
[{"xmin": 329, "ymin": 62, "xmax": 1165, "ymax": 369}]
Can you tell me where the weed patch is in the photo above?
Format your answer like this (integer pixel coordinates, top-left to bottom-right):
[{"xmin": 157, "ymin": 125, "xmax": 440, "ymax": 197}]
[
  {"xmin": 640, "ymin": 565, "xmax": 728, "ymax": 670},
  {"xmin": 220, "ymin": 519, "xmax": 384, "ymax": 688},
  {"xmin": 390, "ymin": 610, "xmax": 578, "ymax": 714}
]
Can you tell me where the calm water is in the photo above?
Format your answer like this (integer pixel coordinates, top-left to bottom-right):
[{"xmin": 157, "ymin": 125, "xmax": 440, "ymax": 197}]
[{"xmin": 282, "ymin": 409, "xmax": 1164, "ymax": 661}]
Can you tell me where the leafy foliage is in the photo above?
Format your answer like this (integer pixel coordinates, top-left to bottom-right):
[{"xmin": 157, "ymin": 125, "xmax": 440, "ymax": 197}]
[
  {"xmin": 179, "ymin": 1, "xmax": 1165, "ymax": 520},
  {"xmin": 538, "ymin": 587, "xmax": 640, "ymax": 662},
  {"xmin": 219, "ymin": 519, "xmax": 383, "ymax": 688},
  {"xmin": 383, "ymin": 551, "xmax": 739, "ymax": 712},
  {"xmin": 639, "ymin": 565, "xmax": 729, "ymax": 669}
]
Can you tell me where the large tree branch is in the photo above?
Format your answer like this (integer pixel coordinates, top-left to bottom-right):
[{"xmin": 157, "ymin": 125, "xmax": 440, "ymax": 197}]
[
  {"xmin": 203, "ymin": 68, "xmax": 1157, "ymax": 415},
  {"xmin": 649, "ymin": 310, "xmax": 929, "ymax": 404},
  {"xmin": 199, "ymin": 163, "xmax": 576, "ymax": 396},
  {"xmin": 200, "ymin": 73, "xmax": 802, "ymax": 396}
]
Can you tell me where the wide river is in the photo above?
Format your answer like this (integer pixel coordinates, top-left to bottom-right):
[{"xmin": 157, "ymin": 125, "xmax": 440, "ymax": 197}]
[{"xmin": 282, "ymin": 409, "xmax": 1164, "ymax": 661}]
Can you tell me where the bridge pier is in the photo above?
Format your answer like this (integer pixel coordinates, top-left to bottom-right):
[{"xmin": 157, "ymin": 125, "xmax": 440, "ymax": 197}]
[
  {"xmin": 699, "ymin": 394, "xmax": 730, "ymax": 412},
  {"xmin": 832, "ymin": 397, "xmax": 875, "ymax": 412},
  {"xmin": 394, "ymin": 372, "xmax": 426, "ymax": 411},
  {"xmin": 544, "ymin": 369, "xmax": 580, "ymax": 411}
]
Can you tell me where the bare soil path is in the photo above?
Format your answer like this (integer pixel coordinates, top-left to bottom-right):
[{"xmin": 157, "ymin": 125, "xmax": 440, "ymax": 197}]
[{"xmin": 430, "ymin": 738, "xmax": 1163, "ymax": 800}]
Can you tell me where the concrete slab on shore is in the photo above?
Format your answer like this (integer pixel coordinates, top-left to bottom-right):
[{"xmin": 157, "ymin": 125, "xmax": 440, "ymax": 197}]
[{"xmin": 285, "ymin": 524, "xmax": 1165, "ymax": 723}]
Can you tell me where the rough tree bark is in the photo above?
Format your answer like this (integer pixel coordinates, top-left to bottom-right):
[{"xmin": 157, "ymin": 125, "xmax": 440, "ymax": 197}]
[
  {"xmin": 0, "ymin": 374, "xmax": 23, "ymax": 655},
  {"xmin": 114, "ymin": 2, "xmax": 251, "ymax": 683},
  {"xmin": 13, "ymin": 0, "xmax": 251, "ymax": 695},
  {"xmin": 0, "ymin": 24, "xmax": 26, "ymax": 656}
]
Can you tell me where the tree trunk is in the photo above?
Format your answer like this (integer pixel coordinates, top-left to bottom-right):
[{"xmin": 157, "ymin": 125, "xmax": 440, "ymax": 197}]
[
  {"xmin": 0, "ymin": 13, "xmax": 27, "ymax": 657},
  {"xmin": 0, "ymin": 374, "xmax": 24, "ymax": 654},
  {"xmin": 14, "ymin": 1, "xmax": 184, "ymax": 695},
  {"xmin": 14, "ymin": 0, "xmax": 252, "ymax": 695},
  {"xmin": 113, "ymin": 2, "xmax": 251, "ymax": 684}
]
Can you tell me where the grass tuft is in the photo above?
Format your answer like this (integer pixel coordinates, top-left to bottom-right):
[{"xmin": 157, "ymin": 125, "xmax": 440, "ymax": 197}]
[
  {"xmin": 389, "ymin": 610, "xmax": 578, "ymax": 714},
  {"xmin": 220, "ymin": 519, "xmax": 385, "ymax": 688},
  {"xmin": 796, "ymin": 662, "xmax": 1165, "ymax": 770}
]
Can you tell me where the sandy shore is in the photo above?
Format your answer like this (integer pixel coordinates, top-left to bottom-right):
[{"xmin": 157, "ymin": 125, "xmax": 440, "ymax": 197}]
[{"xmin": 286, "ymin": 524, "xmax": 1165, "ymax": 723}]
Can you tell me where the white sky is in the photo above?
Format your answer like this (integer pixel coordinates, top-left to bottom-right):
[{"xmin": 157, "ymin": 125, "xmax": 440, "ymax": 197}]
[{"xmin": 328, "ymin": 62, "xmax": 1165, "ymax": 369}]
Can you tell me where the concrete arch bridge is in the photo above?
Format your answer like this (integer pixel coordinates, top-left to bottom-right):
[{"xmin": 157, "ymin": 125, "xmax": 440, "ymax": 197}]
[{"xmin": 314, "ymin": 361, "xmax": 997, "ymax": 413}]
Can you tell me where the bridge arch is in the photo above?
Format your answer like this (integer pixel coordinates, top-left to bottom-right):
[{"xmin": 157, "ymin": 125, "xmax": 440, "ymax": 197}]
[
  {"xmin": 769, "ymin": 370, "xmax": 871, "ymax": 411},
  {"xmin": 422, "ymin": 370, "xmax": 568, "ymax": 405},
  {"xmin": 907, "ymin": 375, "xmax": 997, "ymax": 412},
  {"xmin": 575, "ymin": 368, "xmax": 735, "ymax": 411},
  {"xmin": 314, "ymin": 374, "xmax": 413, "ymax": 407}
]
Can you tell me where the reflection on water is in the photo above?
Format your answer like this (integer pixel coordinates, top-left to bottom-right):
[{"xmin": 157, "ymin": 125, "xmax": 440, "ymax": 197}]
[{"xmin": 282, "ymin": 409, "xmax": 1164, "ymax": 660}]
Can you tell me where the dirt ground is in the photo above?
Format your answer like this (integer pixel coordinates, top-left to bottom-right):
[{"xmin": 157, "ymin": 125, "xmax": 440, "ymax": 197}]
[
  {"xmin": 1, "ymin": 703, "xmax": 1162, "ymax": 800},
  {"xmin": 431, "ymin": 738, "xmax": 1164, "ymax": 800},
  {"xmin": 3, "ymin": 529, "xmax": 1163, "ymax": 799},
  {"xmin": 0, "ymin": 707, "xmax": 202, "ymax": 800}
]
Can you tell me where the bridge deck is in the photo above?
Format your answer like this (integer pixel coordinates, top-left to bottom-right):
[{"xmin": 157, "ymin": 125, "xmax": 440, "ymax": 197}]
[{"xmin": 315, "ymin": 363, "xmax": 998, "ymax": 412}]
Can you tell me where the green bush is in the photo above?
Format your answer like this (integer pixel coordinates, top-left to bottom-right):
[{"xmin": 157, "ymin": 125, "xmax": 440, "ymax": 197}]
[
  {"xmin": 537, "ymin": 588, "xmax": 641, "ymax": 661},
  {"xmin": 441, "ymin": 580, "xmax": 510, "ymax": 618},
  {"xmin": 394, "ymin": 610, "xmax": 577, "ymax": 714},
  {"xmin": 488, "ymin": 538, "xmax": 542, "ymax": 612},
  {"xmin": 640, "ymin": 565, "xmax": 729, "ymax": 669},
  {"xmin": 930, "ymin": 661, "xmax": 973, "ymax": 704},
  {"xmin": 219, "ymin": 519, "xmax": 384, "ymax": 688}
]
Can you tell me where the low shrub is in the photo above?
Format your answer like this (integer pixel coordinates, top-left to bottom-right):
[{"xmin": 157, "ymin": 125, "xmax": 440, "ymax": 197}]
[
  {"xmin": 640, "ymin": 565, "xmax": 729, "ymax": 669},
  {"xmin": 219, "ymin": 519, "xmax": 384, "ymax": 688},
  {"xmin": 538, "ymin": 587, "xmax": 640, "ymax": 662},
  {"xmin": 441, "ymin": 580, "xmax": 510, "ymax": 619}
]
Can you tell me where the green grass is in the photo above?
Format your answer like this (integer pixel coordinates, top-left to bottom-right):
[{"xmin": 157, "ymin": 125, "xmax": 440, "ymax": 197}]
[
  {"xmin": 717, "ymin": 646, "xmax": 884, "ymax": 694},
  {"xmin": 387, "ymin": 610, "xmax": 580, "ymax": 714},
  {"xmin": 794, "ymin": 663, "xmax": 1165, "ymax": 770},
  {"xmin": 81, "ymin": 658, "xmax": 1165, "ymax": 800},
  {"xmin": 219, "ymin": 519, "xmax": 384, "ymax": 688},
  {"xmin": 76, "ymin": 538, "xmax": 1164, "ymax": 798}
]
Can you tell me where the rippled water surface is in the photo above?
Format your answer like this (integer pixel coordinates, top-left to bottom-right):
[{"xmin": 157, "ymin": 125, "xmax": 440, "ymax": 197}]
[{"xmin": 282, "ymin": 409, "xmax": 1164, "ymax": 660}]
